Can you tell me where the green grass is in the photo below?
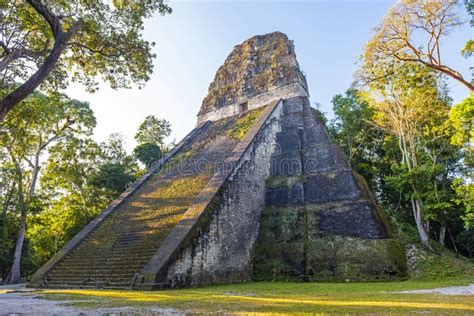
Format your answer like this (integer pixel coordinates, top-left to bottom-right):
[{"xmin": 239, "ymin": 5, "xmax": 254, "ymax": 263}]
[{"xmin": 36, "ymin": 279, "xmax": 474, "ymax": 314}]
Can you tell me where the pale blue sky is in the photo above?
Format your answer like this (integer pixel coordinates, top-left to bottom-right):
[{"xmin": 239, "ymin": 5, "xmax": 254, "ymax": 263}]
[{"xmin": 66, "ymin": 0, "xmax": 473, "ymax": 152}]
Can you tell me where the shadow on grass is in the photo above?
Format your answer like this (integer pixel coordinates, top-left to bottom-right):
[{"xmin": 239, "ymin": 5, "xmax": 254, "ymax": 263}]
[{"xmin": 37, "ymin": 279, "xmax": 474, "ymax": 314}]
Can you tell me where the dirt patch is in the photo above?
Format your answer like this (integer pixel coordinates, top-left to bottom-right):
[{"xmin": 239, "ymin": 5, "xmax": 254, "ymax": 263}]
[
  {"xmin": 0, "ymin": 292, "xmax": 183, "ymax": 316},
  {"xmin": 396, "ymin": 284, "xmax": 474, "ymax": 296}
]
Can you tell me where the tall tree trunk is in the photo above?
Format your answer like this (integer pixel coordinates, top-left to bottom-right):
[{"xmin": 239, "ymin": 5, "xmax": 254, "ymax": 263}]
[
  {"xmin": 412, "ymin": 197, "xmax": 430, "ymax": 249},
  {"xmin": 29, "ymin": 151, "xmax": 41, "ymax": 199},
  {"xmin": 439, "ymin": 222, "xmax": 446, "ymax": 246},
  {"xmin": 400, "ymin": 136, "xmax": 431, "ymax": 250},
  {"xmin": 5, "ymin": 211, "xmax": 26, "ymax": 284},
  {"xmin": 5, "ymin": 177, "xmax": 27, "ymax": 285},
  {"xmin": 0, "ymin": 200, "xmax": 9, "ymax": 282},
  {"xmin": 447, "ymin": 227, "xmax": 459, "ymax": 254},
  {"xmin": 406, "ymin": 137, "xmax": 432, "ymax": 250}
]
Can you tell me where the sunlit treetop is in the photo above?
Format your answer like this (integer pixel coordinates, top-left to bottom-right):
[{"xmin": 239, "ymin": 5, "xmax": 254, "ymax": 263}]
[
  {"xmin": 361, "ymin": 0, "xmax": 473, "ymax": 93},
  {"xmin": 0, "ymin": 0, "xmax": 172, "ymax": 119}
]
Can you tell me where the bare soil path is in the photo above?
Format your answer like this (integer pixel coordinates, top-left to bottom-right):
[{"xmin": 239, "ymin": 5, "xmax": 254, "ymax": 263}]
[
  {"xmin": 0, "ymin": 285, "xmax": 183, "ymax": 316},
  {"xmin": 395, "ymin": 283, "xmax": 474, "ymax": 296}
]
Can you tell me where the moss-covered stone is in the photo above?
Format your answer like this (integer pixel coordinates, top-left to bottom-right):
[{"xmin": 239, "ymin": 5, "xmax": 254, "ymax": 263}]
[
  {"xmin": 352, "ymin": 171, "xmax": 395, "ymax": 238},
  {"xmin": 306, "ymin": 236, "xmax": 408, "ymax": 281},
  {"xmin": 252, "ymin": 241, "xmax": 305, "ymax": 281},
  {"xmin": 227, "ymin": 106, "xmax": 267, "ymax": 140},
  {"xmin": 265, "ymin": 175, "xmax": 303, "ymax": 189},
  {"xmin": 258, "ymin": 207, "xmax": 304, "ymax": 243}
]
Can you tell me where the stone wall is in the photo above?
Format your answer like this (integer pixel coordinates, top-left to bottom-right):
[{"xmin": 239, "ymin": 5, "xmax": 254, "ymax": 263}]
[
  {"xmin": 197, "ymin": 82, "xmax": 308, "ymax": 124},
  {"xmin": 253, "ymin": 96, "xmax": 407, "ymax": 282},
  {"xmin": 159, "ymin": 102, "xmax": 285, "ymax": 287}
]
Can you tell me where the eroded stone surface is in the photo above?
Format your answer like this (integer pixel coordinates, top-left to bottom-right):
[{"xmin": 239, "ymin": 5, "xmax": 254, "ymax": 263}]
[{"xmin": 199, "ymin": 32, "xmax": 307, "ymax": 116}]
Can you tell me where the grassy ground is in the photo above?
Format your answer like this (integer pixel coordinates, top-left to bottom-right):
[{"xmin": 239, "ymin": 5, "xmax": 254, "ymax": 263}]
[{"xmin": 37, "ymin": 278, "xmax": 474, "ymax": 315}]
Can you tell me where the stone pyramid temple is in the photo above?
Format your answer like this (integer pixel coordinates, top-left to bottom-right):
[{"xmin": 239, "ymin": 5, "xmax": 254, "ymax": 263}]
[{"xmin": 31, "ymin": 32, "xmax": 407, "ymax": 290}]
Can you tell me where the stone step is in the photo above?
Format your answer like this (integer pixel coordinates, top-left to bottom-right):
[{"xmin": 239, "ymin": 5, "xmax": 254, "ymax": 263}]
[
  {"xmin": 62, "ymin": 252, "xmax": 153, "ymax": 260},
  {"xmin": 54, "ymin": 262, "xmax": 144, "ymax": 268},
  {"xmin": 111, "ymin": 238, "xmax": 161, "ymax": 244},
  {"xmin": 47, "ymin": 276, "xmax": 134, "ymax": 283},
  {"xmin": 50, "ymin": 265, "xmax": 145, "ymax": 275},
  {"xmin": 47, "ymin": 276, "xmax": 132, "ymax": 282},
  {"xmin": 71, "ymin": 241, "xmax": 160, "ymax": 251},
  {"xmin": 48, "ymin": 275, "xmax": 135, "ymax": 283},
  {"xmin": 48, "ymin": 275, "xmax": 135, "ymax": 282},
  {"xmin": 107, "ymin": 249, "xmax": 157, "ymax": 255},
  {"xmin": 49, "ymin": 265, "xmax": 141, "ymax": 272},
  {"xmin": 48, "ymin": 275, "xmax": 133, "ymax": 282},
  {"xmin": 80, "ymin": 245, "xmax": 157, "ymax": 252},
  {"xmin": 66, "ymin": 251, "xmax": 152, "ymax": 259},
  {"xmin": 45, "ymin": 281, "xmax": 130, "ymax": 289},
  {"xmin": 63, "ymin": 255, "xmax": 152, "ymax": 263},
  {"xmin": 49, "ymin": 268, "xmax": 139, "ymax": 277},
  {"xmin": 79, "ymin": 234, "xmax": 152, "ymax": 241},
  {"xmin": 53, "ymin": 262, "xmax": 145, "ymax": 270}
]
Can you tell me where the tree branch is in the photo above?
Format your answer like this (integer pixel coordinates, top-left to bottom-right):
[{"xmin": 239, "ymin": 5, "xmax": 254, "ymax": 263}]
[
  {"xmin": 0, "ymin": 0, "xmax": 81, "ymax": 121},
  {"xmin": 0, "ymin": 41, "xmax": 10, "ymax": 55},
  {"xmin": 25, "ymin": 0, "xmax": 63, "ymax": 37}
]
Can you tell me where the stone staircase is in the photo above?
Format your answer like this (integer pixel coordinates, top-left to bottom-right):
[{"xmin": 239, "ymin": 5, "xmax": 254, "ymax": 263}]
[{"xmin": 40, "ymin": 113, "xmax": 256, "ymax": 289}]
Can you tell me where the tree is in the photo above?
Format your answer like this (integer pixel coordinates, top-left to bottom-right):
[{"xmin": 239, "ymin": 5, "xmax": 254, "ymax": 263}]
[
  {"xmin": 135, "ymin": 115, "xmax": 171, "ymax": 149},
  {"xmin": 101, "ymin": 133, "xmax": 132, "ymax": 166},
  {"xmin": 89, "ymin": 163, "xmax": 136, "ymax": 196},
  {"xmin": 91, "ymin": 134, "xmax": 138, "ymax": 196},
  {"xmin": 449, "ymin": 96, "xmax": 474, "ymax": 167},
  {"xmin": 133, "ymin": 142, "xmax": 162, "ymax": 169},
  {"xmin": 0, "ymin": 161, "xmax": 16, "ymax": 280},
  {"xmin": 329, "ymin": 90, "xmax": 385, "ymax": 192},
  {"xmin": 361, "ymin": 65, "xmax": 451, "ymax": 249},
  {"xmin": 330, "ymin": 90, "xmax": 377, "ymax": 161},
  {"xmin": 456, "ymin": 229, "xmax": 474, "ymax": 257},
  {"xmin": 0, "ymin": 92, "xmax": 94, "ymax": 284},
  {"xmin": 462, "ymin": 0, "xmax": 474, "ymax": 58},
  {"xmin": 29, "ymin": 137, "xmax": 108, "ymax": 267},
  {"xmin": 452, "ymin": 179, "xmax": 474, "ymax": 229},
  {"xmin": 363, "ymin": 0, "xmax": 473, "ymax": 93},
  {"xmin": 0, "ymin": 0, "xmax": 172, "ymax": 120}
]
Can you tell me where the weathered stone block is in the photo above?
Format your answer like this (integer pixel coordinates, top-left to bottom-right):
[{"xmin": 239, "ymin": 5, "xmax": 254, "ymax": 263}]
[
  {"xmin": 259, "ymin": 206, "xmax": 305, "ymax": 243},
  {"xmin": 282, "ymin": 97, "xmax": 304, "ymax": 115},
  {"xmin": 304, "ymin": 126, "xmax": 332, "ymax": 146},
  {"xmin": 265, "ymin": 181, "xmax": 304, "ymax": 206},
  {"xmin": 307, "ymin": 201, "xmax": 387, "ymax": 239},
  {"xmin": 304, "ymin": 170, "xmax": 361, "ymax": 203},
  {"xmin": 303, "ymin": 144, "xmax": 350, "ymax": 173},
  {"xmin": 270, "ymin": 151, "xmax": 302, "ymax": 177},
  {"xmin": 252, "ymin": 241, "xmax": 305, "ymax": 280},
  {"xmin": 275, "ymin": 129, "xmax": 301, "ymax": 153}
]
